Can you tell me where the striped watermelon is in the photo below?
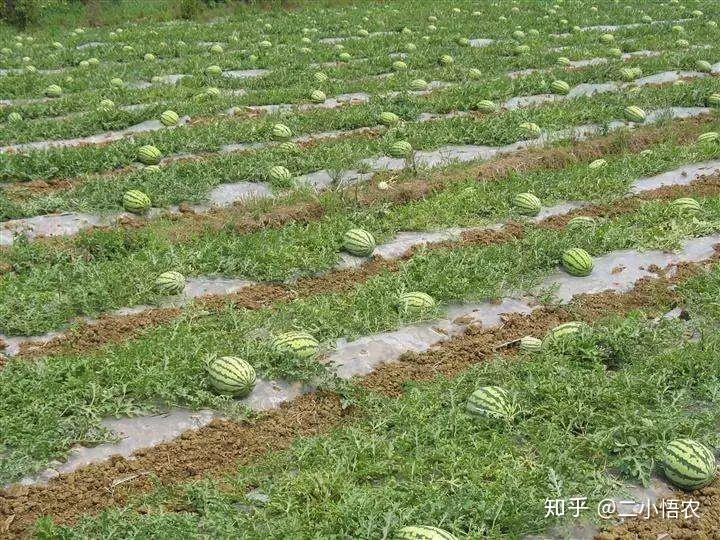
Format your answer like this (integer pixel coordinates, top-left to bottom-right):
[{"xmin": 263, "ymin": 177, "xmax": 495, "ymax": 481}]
[
  {"xmin": 663, "ymin": 439, "xmax": 716, "ymax": 491},
  {"xmin": 110, "ymin": 77, "xmax": 124, "ymax": 87},
  {"xmin": 310, "ymin": 89, "xmax": 326, "ymax": 103},
  {"xmin": 343, "ymin": 228, "xmax": 375, "ymax": 257},
  {"xmin": 159, "ymin": 110, "xmax": 179, "ymax": 127},
  {"xmin": 520, "ymin": 122, "xmax": 541, "ymax": 137},
  {"xmin": 98, "ymin": 99, "xmax": 115, "ymax": 112},
  {"xmin": 696, "ymin": 60, "xmax": 712, "ymax": 73},
  {"xmin": 144, "ymin": 165, "xmax": 162, "ymax": 173},
  {"xmin": 624, "ymin": 106, "xmax": 646, "ymax": 123},
  {"xmin": 697, "ymin": 132, "xmax": 719, "ymax": 143},
  {"xmin": 477, "ymin": 100, "xmax": 498, "ymax": 113},
  {"xmin": 398, "ymin": 291, "xmax": 435, "ymax": 316},
  {"xmin": 619, "ymin": 67, "xmax": 636, "ymax": 82},
  {"xmin": 137, "ymin": 145, "xmax": 162, "ymax": 165},
  {"xmin": 670, "ymin": 197, "xmax": 701, "ymax": 216},
  {"xmin": 314, "ymin": 71, "xmax": 329, "ymax": 84},
  {"xmin": 544, "ymin": 321, "xmax": 586, "ymax": 345},
  {"xmin": 439, "ymin": 54, "xmax": 454, "ymax": 66},
  {"xmin": 567, "ymin": 216, "xmax": 596, "ymax": 229},
  {"xmin": 557, "ymin": 56, "xmax": 571, "ymax": 66},
  {"xmin": 122, "ymin": 190, "xmax": 151, "ymax": 214},
  {"xmin": 599, "ymin": 33, "xmax": 614, "ymax": 44},
  {"xmin": 707, "ymin": 93, "xmax": 720, "ymax": 106},
  {"xmin": 44, "ymin": 84, "xmax": 62, "ymax": 98},
  {"xmin": 7, "ymin": 112, "xmax": 22, "ymax": 123},
  {"xmin": 589, "ymin": 158, "xmax": 607, "ymax": 169},
  {"xmin": 466, "ymin": 386, "xmax": 512, "ymax": 419},
  {"xmin": 259, "ymin": 40, "xmax": 272, "ymax": 49},
  {"xmin": 550, "ymin": 80, "xmax": 570, "ymax": 95},
  {"xmin": 513, "ymin": 192, "xmax": 542, "ymax": 216},
  {"xmin": 144, "ymin": 53, "xmax": 156, "ymax": 61},
  {"xmin": 379, "ymin": 112, "xmax": 400, "ymax": 126},
  {"xmin": 562, "ymin": 248, "xmax": 594, "ymax": 277},
  {"xmin": 608, "ymin": 47, "xmax": 623, "ymax": 59},
  {"xmin": 278, "ymin": 141, "xmax": 299, "ymax": 153},
  {"xmin": 271, "ymin": 123, "xmax": 292, "ymax": 141},
  {"xmin": 468, "ymin": 68, "xmax": 482, "ymax": 80},
  {"xmin": 409, "ymin": 79, "xmax": 428, "ymax": 91},
  {"xmin": 268, "ymin": 165, "xmax": 292, "ymax": 184},
  {"xmin": 206, "ymin": 65, "xmax": 222, "ymax": 76},
  {"xmin": 514, "ymin": 44, "xmax": 530, "ymax": 55},
  {"xmin": 392, "ymin": 60, "xmax": 408, "ymax": 71},
  {"xmin": 338, "ymin": 52, "xmax": 352, "ymax": 62},
  {"xmin": 456, "ymin": 37, "xmax": 470, "ymax": 46},
  {"xmin": 395, "ymin": 526, "xmax": 457, "ymax": 540},
  {"xmin": 519, "ymin": 336, "xmax": 542, "ymax": 353},
  {"xmin": 389, "ymin": 140, "xmax": 413, "ymax": 158},
  {"xmin": 210, "ymin": 44, "xmax": 223, "ymax": 54},
  {"xmin": 207, "ymin": 356, "xmax": 256, "ymax": 397},
  {"xmin": 205, "ymin": 87, "xmax": 221, "ymax": 98},
  {"xmin": 272, "ymin": 331, "xmax": 320, "ymax": 360},
  {"xmin": 155, "ymin": 271, "xmax": 185, "ymax": 295}
]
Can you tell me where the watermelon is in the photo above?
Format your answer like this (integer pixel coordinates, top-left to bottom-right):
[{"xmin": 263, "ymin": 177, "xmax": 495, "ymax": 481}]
[
  {"xmin": 392, "ymin": 60, "xmax": 408, "ymax": 71},
  {"xmin": 707, "ymin": 93, "xmax": 720, "ymax": 106},
  {"xmin": 468, "ymin": 68, "xmax": 482, "ymax": 80},
  {"xmin": 404, "ymin": 42, "xmax": 417, "ymax": 52},
  {"xmin": 144, "ymin": 53, "xmax": 155, "ymax": 61},
  {"xmin": 691, "ymin": 10, "xmax": 704, "ymax": 18},
  {"xmin": 477, "ymin": 100, "xmax": 498, "ymax": 113},
  {"xmin": 110, "ymin": 77, "xmax": 124, "ymax": 87},
  {"xmin": 676, "ymin": 39, "xmax": 690, "ymax": 48},
  {"xmin": 562, "ymin": 248, "xmax": 594, "ymax": 277},
  {"xmin": 44, "ymin": 84, "xmax": 62, "ymax": 98},
  {"xmin": 589, "ymin": 158, "xmax": 607, "ymax": 169},
  {"xmin": 155, "ymin": 271, "xmax": 185, "ymax": 295},
  {"xmin": 343, "ymin": 228, "xmax": 375, "ymax": 257},
  {"xmin": 513, "ymin": 44, "xmax": 530, "ymax": 55},
  {"xmin": 696, "ymin": 60, "xmax": 712, "ymax": 73},
  {"xmin": 314, "ymin": 71, "xmax": 329, "ymax": 84},
  {"xmin": 271, "ymin": 331, "xmax": 320, "ymax": 360},
  {"xmin": 144, "ymin": 165, "xmax": 162, "ymax": 173},
  {"xmin": 557, "ymin": 56, "xmax": 571, "ymax": 66},
  {"xmin": 670, "ymin": 197, "xmax": 701, "ymax": 216},
  {"xmin": 79, "ymin": 60, "xmax": 90, "ymax": 68},
  {"xmin": 395, "ymin": 526, "xmax": 457, "ymax": 540},
  {"xmin": 268, "ymin": 165, "xmax": 292, "ymax": 184},
  {"xmin": 210, "ymin": 43, "xmax": 223, "ymax": 54},
  {"xmin": 697, "ymin": 132, "xmax": 719, "ymax": 143},
  {"xmin": 310, "ymin": 89, "xmax": 326, "ymax": 103},
  {"xmin": 439, "ymin": 54, "xmax": 454, "ymax": 66},
  {"xmin": 379, "ymin": 112, "xmax": 400, "ymax": 126},
  {"xmin": 519, "ymin": 336, "xmax": 542, "ymax": 353},
  {"xmin": 663, "ymin": 439, "xmax": 716, "ymax": 491},
  {"xmin": 7, "ymin": 112, "xmax": 22, "ymax": 123},
  {"xmin": 544, "ymin": 321, "xmax": 586, "ymax": 345},
  {"xmin": 550, "ymin": 80, "xmax": 570, "ymax": 95},
  {"xmin": 278, "ymin": 141, "xmax": 299, "ymax": 153},
  {"xmin": 624, "ymin": 106, "xmax": 646, "ymax": 123},
  {"xmin": 159, "ymin": 110, "xmax": 179, "ymax": 127},
  {"xmin": 466, "ymin": 386, "xmax": 512, "ymax": 419},
  {"xmin": 456, "ymin": 37, "xmax": 470, "ymax": 47},
  {"xmin": 259, "ymin": 40, "xmax": 272, "ymax": 49},
  {"xmin": 98, "ymin": 99, "xmax": 115, "ymax": 112},
  {"xmin": 512, "ymin": 30, "xmax": 525, "ymax": 40},
  {"xmin": 137, "ymin": 145, "xmax": 162, "ymax": 165},
  {"xmin": 122, "ymin": 190, "xmax": 151, "ymax": 214},
  {"xmin": 358, "ymin": 29, "xmax": 370, "ymax": 37},
  {"xmin": 206, "ymin": 65, "xmax": 222, "ymax": 76},
  {"xmin": 271, "ymin": 123, "xmax": 293, "ymax": 141},
  {"xmin": 608, "ymin": 47, "xmax": 623, "ymax": 59},
  {"xmin": 207, "ymin": 356, "xmax": 256, "ymax": 397},
  {"xmin": 567, "ymin": 216, "xmax": 596, "ymax": 229},
  {"xmin": 388, "ymin": 140, "xmax": 413, "ymax": 158},
  {"xmin": 338, "ymin": 52, "xmax": 352, "ymax": 62},
  {"xmin": 397, "ymin": 291, "xmax": 435, "ymax": 316},
  {"xmin": 520, "ymin": 122, "xmax": 541, "ymax": 138},
  {"xmin": 599, "ymin": 33, "xmax": 614, "ymax": 44},
  {"xmin": 619, "ymin": 67, "xmax": 636, "ymax": 81},
  {"xmin": 513, "ymin": 192, "xmax": 542, "ymax": 216},
  {"xmin": 409, "ymin": 78, "xmax": 428, "ymax": 91}
]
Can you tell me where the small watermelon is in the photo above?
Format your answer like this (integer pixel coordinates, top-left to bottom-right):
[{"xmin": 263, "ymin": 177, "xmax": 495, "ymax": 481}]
[
  {"xmin": 395, "ymin": 525, "xmax": 457, "ymax": 540},
  {"xmin": 205, "ymin": 87, "xmax": 221, "ymax": 98},
  {"xmin": 696, "ymin": 60, "xmax": 712, "ymax": 73},
  {"xmin": 343, "ymin": 228, "xmax": 376, "ymax": 256},
  {"xmin": 271, "ymin": 331, "xmax": 320, "ymax": 360},
  {"xmin": 520, "ymin": 122, "xmax": 541, "ymax": 137},
  {"xmin": 278, "ymin": 141, "xmax": 299, "ymax": 153},
  {"xmin": 378, "ymin": 111, "xmax": 400, "ymax": 126},
  {"xmin": 697, "ymin": 132, "xmax": 719, "ymax": 143},
  {"xmin": 314, "ymin": 71, "xmax": 328, "ymax": 84},
  {"xmin": 388, "ymin": 140, "xmax": 413, "ymax": 158},
  {"xmin": 122, "ymin": 189, "xmax": 151, "ymax": 214},
  {"xmin": 310, "ymin": 89, "xmax": 326, "ymax": 103},
  {"xmin": 513, "ymin": 192, "xmax": 542, "ymax": 216},
  {"xmin": 550, "ymin": 80, "xmax": 570, "ymax": 95},
  {"xmin": 44, "ymin": 84, "xmax": 62, "ymax": 98},
  {"xmin": 137, "ymin": 145, "xmax": 162, "ymax": 165},
  {"xmin": 338, "ymin": 52, "xmax": 352, "ymax": 62},
  {"xmin": 144, "ymin": 53, "xmax": 156, "ymax": 62},
  {"xmin": 589, "ymin": 158, "xmax": 607, "ymax": 169},
  {"xmin": 663, "ymin": 439, "xmax": 716, "ymax": 491},
  {"xmin": 268, "ymin": 165, "xmax": 292, "ymax": 184},
  {"xmin": 7, "ymin": 112, "xmax": 22, "ymax": 123},
  {"xmin": 397, "ymin": 291, "xmax": 435, "ymax": 316},
  {"xmin": 259, "ymin": 40, "xmax": 272, "ymax": 49},
  {"xmin": 98, "ymin": 99, "xmax": 115, "ymax": 112},
  {"xmin": 707, "ymin": 93, "xmax": 720, "ymax": 106},
  {"xmin": 562, "ymin": 248, "xmax": 594, "ymax": 277},
  {"xmin": 207, "ymin": 356, "xmax": 256, "ymax": 397},
  {"xmin": 477, "ymin": 100, "xmax": 498, "ymax": 113},
  {"xmin": 206, "ymin": 65, "xmax": 222, "ymax": 76},
  {"xmin": 466, "ymin": 386, "xmax": 512, "ymax": 419},
  {"xmin": 155, "ymin": 271, "xmax": 185, "ymax": 295},
  {"xmin": 439, "ymin": 54, "xmax": 454, "ymax": 66},
  {"xmin": 468, "ymin": 68, "xmax": 482, "ymax": 80},
  {"xmin": 557, "ymin": 56, "xmax": 571, "ymax": 66},
  {"xmin": 210, "ymin": 43, "xmax": 223, "ymax": 54},
  {"xmin": 271, "ymin": 123, "xmax": 293, "ymax": 141},
  {"xmin": 599, "ymin": 33, "xmax": 614, "ymax": 44},
  {"xmin": 519, "ymin": 336, "xmax": 542, "ymax": 353},
  {"xmin": 608, "ymin": 47, "xmax": 623, "ymax": 59},
  {"xmin": 159, "ymin": 110, "xmax": 179, "ymax": 127},
  {"xmin": 670, "ymin": 197, "xmax": 701, "ymax": 216},
  {"xmin": 624, "ymin": 106, "xmax": 646, "ymax": 123},
  {"xmin": 392, "ymin": 60, "xmax": 408, "ymax": 71},
  {"xmin": 567, "ymin": 216, "xmax": 596, "ymax": 229},
  {"xmin": 544, "ymin": 321, "xmax": 586, "ymax": 345},
  {"xmin": 409, "ymin": 78, "xmax": 428, "ymax": 91},
  {"xmin": 110, "ymin": 77, "xmax": 124, "ymax": 87}
]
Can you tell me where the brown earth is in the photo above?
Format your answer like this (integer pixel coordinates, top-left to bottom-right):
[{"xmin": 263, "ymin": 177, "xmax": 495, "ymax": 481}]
[
  {"xmin": 0, "ymin": 256, "xmax": 713, "ymax": 538},
  {"xmin": 18, "ymin": 173, "xmax": 720, "ymax": 360}
]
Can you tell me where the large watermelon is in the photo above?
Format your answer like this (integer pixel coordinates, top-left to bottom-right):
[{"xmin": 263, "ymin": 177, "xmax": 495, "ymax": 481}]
[
  {"xmin": 389, "ymin": 140, "xmax": 413, "ymax": 158},
  {"xmin": 698, "ymin": 132, "xmax": 719, "ymax": 143},
  {"xmin": 44, "ymin": 84, "xmax": 62, "ymax": 98},
  {"xmin": 122, "ymin": 190, "xmax": 151, "ymax": 214},
  {"xmin": 271, "ymin": 123, "xmax": 292, "ymax": 141},
  {"xmin": 397, "ymin": 291, "xmax": 435, "ymax": 316},
  {"xmin": 670, "ymin": 197, "xmax": 701, "ymax": 216},
  {"xmin": 155, "ymin": 271, "xmax": 185, "ymax": 295},
  {"xmin": 562, "ymin": 248, "xmax": 594, "ymax": 277},
  {"xmin": 272, "ymin": 331, "xmax": 320, "ymax": 360},
  {"xmin": 343, "ymin": 228, "xmax": 376, "ymax": 256},
  {"xmin": 477, "ymin": 99, "xmax": 498, "ymax": 113},
  {"xmin": 409, "ymin": 78, "xmax": 428, "ymax": 91},
  {"xmin": 624, "ymin": 106, "xmax": 646, "ymax": 123},
  {"xmin": 519, "ymin": 336, "xmax": 542, "ymax": 353},
  {"xmin": 310, "ymin": 89, "xmax": 326, "ymax": 103},
  {"xmin": 395, "ymin": 526, "xmax": 457, "ymax": 540},
  {"xmin": 159, "ymin": 110, "xmax": 179, "ymax": 127},
  {"xmin": 513, "ymin": 192, "xmax": 542, "ymax": 216},
  {"xmin": 663, "ymin": 439, "xmax": 717, "ymax": 491},
  {"xmin": 566, "ymin": 216, "xmax": 596, "ymax": 229},
  {"xmin": 268, "ymin": 165, "xmax": 292, "ymax": 184},
  {"xmin": 379, "ymin": 111, "xmax": 400, "ymax": 126},
  {"xmin": 543, "ymin": 321, "xmax": 586, "ymax": 345},
  {"xmin": 207, "ymin": 356, "xmax": 256, "ymax": 397},
  {"xmin": 550, "ymin": 80, "xmax": 570, "ymax": 94},
  {"xmin": 466, "ymin": 386, "xmax": 512, "ymax": 419},
  {"xmin": 137, "ymin": 145, "xmax": 162, "ymax": 165}
]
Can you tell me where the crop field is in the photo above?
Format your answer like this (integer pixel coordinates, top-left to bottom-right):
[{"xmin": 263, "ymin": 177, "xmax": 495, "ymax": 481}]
[{"xmin": 5, "ymin": 0, "xmax": 720, "ymax": 537}]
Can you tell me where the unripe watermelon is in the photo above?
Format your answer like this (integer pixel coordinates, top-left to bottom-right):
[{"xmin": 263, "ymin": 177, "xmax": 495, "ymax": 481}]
[
  {"xmin": 439, "ymin": 54, "xmax": 454, "ymax": 66},
  {"xmin": 395, "ymin": 525, "xmax": 457, "ymax": 540},
  {"xmin": 562, "ymin": 248, "xmax": 594, "ymax": 277},
  {"xmin": 477, "ymin": 99, "xmax": 498, "ymax": 113},
  {"xmin": 409, "ymin": 79, "xmax": 428, "ymax": 91},
  {"xmin": 159, "ymin": 110, "xmax": 179, "ymax": 127},
  {"xmin": 379, "ymin": 111, "xmax": 400, "ymax": 126},
  {"xmin": 663, "ymin": 439, "xmax": 716, "ymax": 491},
  {"xmin": 513, "ymin": 192, "xmax": 541, "ymax": 216},
  {"xmin": 696, "ymin": 60, "xmax": 712, "ymax": 73},
  {"xmin": 268, "ymin": 165, "xmax": 292, "ymax": 184},
  {"xmin": 7, "ymin": 112, "xmax": 22, "ymax": 123},
  {"xmin": 697, "ymin": 132, "xmax": 719, "ymax": 143},
  {"xmin": 122, "ymin": 189, "xmax": 151, "ymax": 214},
  {"xmin": 670, "ymin": 197, "xmax": 701, "ymax": 216},
  {"xmin": 624, "ymin": 106, "xmax": 646, "ymax": 123},
  {"xmin": 398, "ymin": 291, "xmax": 435, "ymax": 316},
  {"xmin": 155, "ymin": 271, "xmax": 185, "ymax": 295},
  {"xmin": 589, "ymin": 158, "xmax": 607, "ymax": 169},
  {"xmin": 512, "ymin": 30, "xmax": 525, "ymax": 40},
  {"xmin": 137, "ymin": 145, "xmax": 162, "ymax": 165},
  {"xmin": 343, "ymin": 228, "xmax": 375, "ymax": 256},
  {"xmin": 44, "ymin": 84, "xmax": 62, "ymax": 98},
  {"xmin": 619, "ymin": 67, "xmax": 636, "ymax": 81},
  {"xmin": 567, "ymin": 216, "xmax": 596, "ymax": 229},
  {"xmin": 207, "ymin": 356, "xmax": 256, "ymax": 397},
  {"xmin": 271, "ymin": 331, "xmax": 320, "ymax": 360},
  {"xmin": 550, "ymin": 80, "xmax": 570, "ymax": 94},
  {"xmin": 388, "ymin": 140, "xmax": 413, "ymax": 158},
  {"xmin": 520, "ymin": 336, "xmax": 542, "ymax": 353},
  {"xmin": 520, "ymin": 122, "xmax": 541, "ymax": 137},
  {"xmin": 206, "ymin": 65, "xmax": 222, "ymax": 76},
  {"xmin": 310, "ymin": 89, "xmax": 326, "ymax": 103},
  {"xmin": 707, "ymin": 93, "xmax": 720, "ymax": 106},
  {"xmin": 468, "ymin": 68, "xmax": 482, "ymax": 80},
  {"xmin": 271, "ymin": 123, "xmax": 293, "ymax": 141},
  {"xmin": 87, "ymin": 57, "xmax": 100, "ymax": 66},
  {"xmin": 544, "ymin": 321, "xmax": 586, "ymax": 345},
  {"xmin": 79, "ymin": 60, "xmax": 90, "ymax": 68},
  {"xmin": 466, "ymin": 386, "xmax": 512, "ymax": 419}
]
